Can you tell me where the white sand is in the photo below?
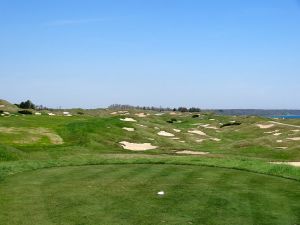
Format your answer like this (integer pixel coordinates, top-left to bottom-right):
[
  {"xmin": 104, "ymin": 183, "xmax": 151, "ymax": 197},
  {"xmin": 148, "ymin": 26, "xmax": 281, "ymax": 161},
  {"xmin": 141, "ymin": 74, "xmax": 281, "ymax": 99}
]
[
  {"xmin": 200, "ymin": 124, "xmax": 218, "ymax": 129},
  {"xmin": 122, "ymin": 127, "xmax": 135, "ymax": 132},
  {"xmin": 292, "ymin": 130, "xmax": 300, "ymax": 132},
  {"xmin": 154, "ymin": 113, "xmax": 164, "ymax": 116},
  {"xmin": 119, "ymin": 141, "xmax": 157, "ymax": 151},
  {"xmin": 276, "ymin": 140, "xmax": 283, "ymax": 143},
  {"xmin": 273, "ymin": 133, "xmax": 282, "ymax": 136},
  {"xmin": 257, "ymin": 124, "xmax": 274, "ymax": 129},
  {"xmin": 48, "ymin": 113, "xmax": 55, "ymax": 116},
  {"xmin": 135, "ymin": 112, "xmax": 147, "ymax": 117},
  {"xmin": 209, "ymin": 119, "xmax": 215, "ymax": 121},
  {"xmin": 0, "ymin": 105, "xmax": 5, "ymax": 108},
  {"xmin": 196, "ymin": 139, "xmax": 205, "ymax": 143},
  {"xmin": 157, "ymin": 131, "xmax": 175, "ymax": 137},
  {"xmin": 171, "ymin": 137, "xmax": 180, "ymax": 140},
  {"xmin": 173, "ymin": 129, "xmax": 181, "ymax": 133},
  {"xmin": 188, "ymin": 130, "xmax": 207, "ymax": 136},
  {"xmin": 176, "ymin": 150, "xmax": 209, "ymax": 155},
  {"xmin": 35, "ymin": 112, "xmax": 41, "ymax": 115},
  {"xmin": 110, "ymin": 112, "xmax": 118, "ymax": 115},
  {"xmin": 287, "ymin": 137, "xmax": 300, "ymax": 141},
  {"xmin": 120, "ymin": 118, "xmax": 137, "ymax": 122},
  {"xmin": 271, "ymin": 162, "xmax": 300, "ymax": 167},
  {"xmin": 210, "ymin": 138, "xmax": 221, "ymax": 142},
  {"xmin": 276, "ymin": 147, "xmax": 288, "ymax": 149}
]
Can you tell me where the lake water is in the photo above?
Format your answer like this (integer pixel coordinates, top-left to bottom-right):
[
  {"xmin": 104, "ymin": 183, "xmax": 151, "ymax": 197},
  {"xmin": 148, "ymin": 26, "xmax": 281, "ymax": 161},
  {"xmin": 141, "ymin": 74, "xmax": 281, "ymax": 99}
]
[{"xmin": 270, "ymin": 115, "xmax": 300, "ymax": 119}]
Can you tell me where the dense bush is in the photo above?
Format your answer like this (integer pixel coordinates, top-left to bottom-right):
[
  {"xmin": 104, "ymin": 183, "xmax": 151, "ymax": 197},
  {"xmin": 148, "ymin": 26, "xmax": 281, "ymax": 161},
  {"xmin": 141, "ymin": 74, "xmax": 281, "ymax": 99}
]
[
  {"xmin": 220, "ymin": 122, "xmax": 241, "ymax": 128},
  {"xmin": 19, "ymin": 100, "xmax": 35, "ymax": 109},
  {"xmin": 167, "ymin": 118, "xmax": 177, "ymax": 123},
  {"xmin": 192, "ymin": 114, "xmax": 199, "ymax": 118}
]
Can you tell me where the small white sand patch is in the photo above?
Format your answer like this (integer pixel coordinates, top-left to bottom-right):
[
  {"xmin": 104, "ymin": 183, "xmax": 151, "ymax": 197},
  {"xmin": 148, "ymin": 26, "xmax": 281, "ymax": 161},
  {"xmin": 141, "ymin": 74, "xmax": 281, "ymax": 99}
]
[
  {"xmin": 48, "ymin": 113, "xmax": 55, "ymax": 116},
  {"xmin": 157, "ymin": 131, "xmax": 175, "ymax": 137},
  {"xmin": 188, "ymin": 130, "xmax": 207, "ymax": 136},
  {"xmin": 273, "ymin": 133, "xmax": 282, "ymax": 136},
  {"xmin": 209, "ymin": 119, "xmax": 215, "ymax": 121},
  {"xmin": 171, "ymin": 137, "xmax": 180, "ymax": 140},
  {"xmin": 200, "ymin": 125, "xmax": 218, "ymax": 129},
  {"xmin": 119, "ymin": 141, "xmax": 157, "ymax": 151},
  {"xmin": 176, "ymin": 150, "xmax": 209, "ymax": 155},
  {"xmin": 110, "ymin": 112, "xmax": 118, "ymax": 115},
  {"xmin": 276, "ymin": 140, "xmax": 283, "ymax": 143},
  {"xmin": 257, "ymin": 124, "xmax": 274, "ymax": 129},
  {"xmin": 276, "ymin": 147, "xmax": 288, "ymax": 149},
  {"xmin": 122, "ymin": 127, "xmax": 135, "ymax": 132},
  {"xmin": 173, "ymin": 129, "xmax": 181, "ymax": 133},
  {"xmin": 287, "ymin": 137, "xmax": 300, "ymax": 141},
  {"xmin": 179, "ymin": 140, "xmax": 186, "ymax": 143},
  {"xmin": 292, "ymin": 130, "xmax": 300, "ymax": 132},
  {"xmin": 135, "ymin": 113, "xmax": 147, "ymax": 117},
  {"xmin": 35, "ymin": 112, "xmax": 41, "ymax": 115},
  {"xmin": 210, "ymin": 138, "xmax": 221, "ymax": 142},
  {"xmin": 137, "ymin": 124, "xmax": 147, "ymax": 127},
  {"xmin": 196, "ymin": 139, "xmax": 205, "ymax": 143},
  {"xmin": 271, "ymin": 162, "xmax": 300, "ymax": 167},
  {"xmin": 169, "ymin": 112, "xmax": 177, "ymax": 115},
  {"xmin": 120, "ymin": 118, "xmax": 137, "ymax": 122},
  {"xmin": 0, "ymin": 105, "xmax": 4, "ymax": 108},
  {"xmin": 154, "ymin": 113, "xmax": 164, "ymax": 116},
  {"xmin": 154, "ymin": 127, "xmax": 160, "ymax": 130}
]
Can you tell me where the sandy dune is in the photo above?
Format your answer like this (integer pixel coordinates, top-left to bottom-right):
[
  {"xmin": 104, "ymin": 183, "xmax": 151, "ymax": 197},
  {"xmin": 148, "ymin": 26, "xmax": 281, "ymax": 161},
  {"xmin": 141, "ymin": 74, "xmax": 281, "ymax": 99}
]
[{"xmin": 119, "ymin": 141, "xmax": 157, "ymax": 151}]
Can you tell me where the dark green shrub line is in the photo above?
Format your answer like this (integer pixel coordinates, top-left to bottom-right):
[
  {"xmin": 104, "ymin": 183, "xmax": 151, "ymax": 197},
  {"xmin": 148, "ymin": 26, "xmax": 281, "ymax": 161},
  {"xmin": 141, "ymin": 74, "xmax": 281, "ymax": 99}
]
[{"xmin": 0, "ymin": 155, "xmax": 299, "ymax": 182}]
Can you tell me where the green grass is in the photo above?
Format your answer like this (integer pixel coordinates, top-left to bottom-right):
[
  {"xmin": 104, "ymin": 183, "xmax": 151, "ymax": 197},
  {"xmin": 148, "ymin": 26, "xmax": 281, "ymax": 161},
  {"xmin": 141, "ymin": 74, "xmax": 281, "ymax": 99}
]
[
  {"xmin": 1, "ymin": 164, "xmax": 299, "ymax": 225},
  {"xmin": 0, "ymin": 109, "xmax": 300, "ymax": 224}
]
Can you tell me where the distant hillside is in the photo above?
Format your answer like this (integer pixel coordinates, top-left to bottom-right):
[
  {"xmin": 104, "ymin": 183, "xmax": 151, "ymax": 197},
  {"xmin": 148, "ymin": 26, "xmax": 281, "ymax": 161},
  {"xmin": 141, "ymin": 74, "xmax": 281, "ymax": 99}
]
[
  {"xmin": 0, "ymin": 99, "xmax": 19, "ymax": 112},
  {"xmin": 212, "ymin": 109, "xmax": 300, "ymax": 117}
]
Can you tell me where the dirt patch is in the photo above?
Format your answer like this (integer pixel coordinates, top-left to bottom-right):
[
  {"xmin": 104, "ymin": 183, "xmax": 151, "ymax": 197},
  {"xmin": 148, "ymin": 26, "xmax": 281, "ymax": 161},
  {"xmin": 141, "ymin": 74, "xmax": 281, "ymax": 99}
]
[
  {"xmin": 157, "ymin": 131, "xmax": 175, "ymax": 137},
  {"xmin": 176, "ymin": 150, "xmax": 209, "ymax": 155},
  {"xmin": 119, "ymin": 141, "xmax": 157, "ymax": 151}
]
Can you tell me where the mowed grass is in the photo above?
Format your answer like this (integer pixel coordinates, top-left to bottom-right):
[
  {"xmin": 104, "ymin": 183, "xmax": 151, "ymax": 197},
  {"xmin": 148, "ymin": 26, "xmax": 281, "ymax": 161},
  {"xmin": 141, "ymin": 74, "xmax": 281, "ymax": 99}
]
[
  {"xmin": 1, "ymin": 164, "xmax": 300, "ymax": 225},
  {"xmin": 0, "ymin": 110, "xmax": 300, "ymax": 225}
]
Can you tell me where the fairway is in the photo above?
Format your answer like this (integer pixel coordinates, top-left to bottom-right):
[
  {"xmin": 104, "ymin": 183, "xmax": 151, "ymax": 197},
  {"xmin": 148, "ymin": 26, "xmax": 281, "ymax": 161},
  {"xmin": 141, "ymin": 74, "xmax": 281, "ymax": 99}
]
[{"xmin": 1, "ymin": 164, "xmax": 299, "ymax": 225}]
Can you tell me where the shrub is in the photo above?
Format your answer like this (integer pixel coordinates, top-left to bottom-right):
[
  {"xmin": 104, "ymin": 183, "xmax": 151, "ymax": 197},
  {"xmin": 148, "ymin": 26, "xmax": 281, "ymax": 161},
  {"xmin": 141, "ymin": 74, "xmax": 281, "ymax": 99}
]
[
  {"xmin": 220, "ymin": 122, "xmax": 241, "ymax": 128},
  {"xmin": 192, "ymin": 114, "xmax": 199, "ymax": 118}
]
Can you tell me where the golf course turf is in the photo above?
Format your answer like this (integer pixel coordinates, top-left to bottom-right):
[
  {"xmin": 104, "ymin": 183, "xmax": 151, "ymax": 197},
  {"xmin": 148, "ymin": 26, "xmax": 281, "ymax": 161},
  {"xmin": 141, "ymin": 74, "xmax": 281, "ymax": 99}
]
[
  {"xmin": 1, "ymin": 164, "xmax": 300, "ymax": 225},
  {"xmin": 0, "ymin": 105, "xmax": 300, "ymax": 224}
]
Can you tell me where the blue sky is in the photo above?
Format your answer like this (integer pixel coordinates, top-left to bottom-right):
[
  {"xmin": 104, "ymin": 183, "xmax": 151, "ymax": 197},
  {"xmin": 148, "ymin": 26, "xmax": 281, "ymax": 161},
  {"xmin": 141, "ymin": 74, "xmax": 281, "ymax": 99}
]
[{"xmin": 0, "ymin": 0, "xmax": 300, "ymax": 109}]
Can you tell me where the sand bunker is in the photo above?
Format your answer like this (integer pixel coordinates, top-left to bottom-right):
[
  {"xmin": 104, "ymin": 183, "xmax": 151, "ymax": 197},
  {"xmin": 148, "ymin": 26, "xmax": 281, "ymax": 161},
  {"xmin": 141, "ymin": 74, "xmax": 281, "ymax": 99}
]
[
  {"xmin": 122, "ymin": 127, "xmax": 135, "ymax": 132},
  {"xmin": 176, "ymin": 150, "xmax": 209, "ymax": 155},
  {"xmin": 257, "ymin": 124, "xmax": 274, "ymax": 129},
  {"xmin": 276, "ymin": 140, "xmax": 283, "ymax": 143},
  {"xmin": 210, "ymin": 138, "xmax": 221, "ymax": 142},
  {"xmin": 120, "ymin": 118, "xmax": 137, "ymax": 122},
  {"xmin": 287, "ymin": 137, "xmax": 300, "ymax": 141},
  {"xmin": 188, "ymin": 130, "xmax": 207, "ymax": 136},
  {"xmin": 273, "ymin": 133, "xmax": 282, "ymax": 136},
  {"xmin": 271, "ymin": 162, "xmax": 300, "ymax": 167},
  {"xmin": 119, "ymin": 141, "xmax": 157, "ymax": 151},
  {"xmin": 173, "ymin": 129, "xmax": 181, "ymax": 133},
  {"xmin": 157, "ymin": 131, "xmax": 175, "ymax": 137},
  {"xmin": 200, "ymin": 124, "xmax": 218, "ymax": 129},
  {"xmin": 135, "ymin": 113, "xmax": 148, "ymax": 117}
]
